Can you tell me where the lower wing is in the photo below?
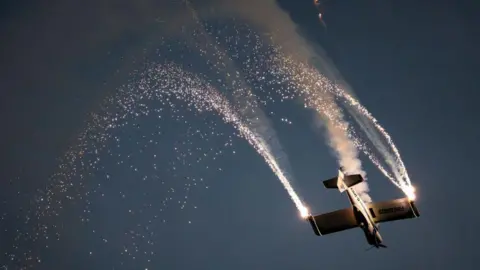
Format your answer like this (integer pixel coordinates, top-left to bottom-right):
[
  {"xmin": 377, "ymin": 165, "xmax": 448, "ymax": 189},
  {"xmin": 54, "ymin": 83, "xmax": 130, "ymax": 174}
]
[{"xmin": 308, "ymin": 207, "xmax": 358, "ymax": 236}]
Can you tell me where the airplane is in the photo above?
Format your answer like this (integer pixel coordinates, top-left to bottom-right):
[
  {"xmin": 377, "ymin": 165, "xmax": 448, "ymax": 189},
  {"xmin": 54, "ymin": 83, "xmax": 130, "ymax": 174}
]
[{"xmin": 307, "ymin": 167, "xmax": 420, "ymax": 249}]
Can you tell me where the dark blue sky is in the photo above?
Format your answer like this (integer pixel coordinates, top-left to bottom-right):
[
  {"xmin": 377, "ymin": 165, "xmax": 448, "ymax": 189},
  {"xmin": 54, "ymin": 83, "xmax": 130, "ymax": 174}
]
[{"xmin": 1, "ymin": 0, "xmax": 479, "ymax": 269}]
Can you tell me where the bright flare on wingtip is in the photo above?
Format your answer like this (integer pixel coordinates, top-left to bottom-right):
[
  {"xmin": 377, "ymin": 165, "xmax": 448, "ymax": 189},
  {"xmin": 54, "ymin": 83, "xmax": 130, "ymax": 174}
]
[
  {"xmin": 403, "ymin": 185, "xmax": 416, "ymax": 201},
  {"xmin": 300, "ymin": 205, "xmax": 310, "ymax": 218}
]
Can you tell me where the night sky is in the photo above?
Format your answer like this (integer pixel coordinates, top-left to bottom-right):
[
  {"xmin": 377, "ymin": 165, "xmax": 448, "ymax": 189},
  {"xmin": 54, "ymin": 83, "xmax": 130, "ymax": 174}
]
[{"xmin": 1, "ymin": 0, "xmax": 479, "ymax": 269}]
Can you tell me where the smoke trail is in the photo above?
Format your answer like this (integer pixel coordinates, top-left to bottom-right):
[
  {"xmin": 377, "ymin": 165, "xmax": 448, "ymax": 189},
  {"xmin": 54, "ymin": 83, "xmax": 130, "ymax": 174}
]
[
  {"xmin": 329, "ymin": 82, "xmax": 403, "ymax": 183},
  {"xmin": 344, "ymin": 101, "xmax": 403, "ymax": 182},
  {"xmin": 182, "ymin": 0, "xmax": 306, "ymax": 212},
  {"xmin": 333, "ymin": 85, "xmax": 412, "ymax": 188},
  {"xmin": 260, "ymin": 53, "xmax": 373, "ymax": 201},
  {"xmin": 269, "ymin": 54, "xmax": 411, "ymax": 196},
  {"xmin": 321, "ymin": 117, "xmax": 371, "ymax": 202},
  {"xmin": 350, "ymin": 134, "xmax": 398, "ymax": 185},
  {"xmin": 206, "ymin": 0, "xmax": 375, "ymax": 201},
  {"xmin": 203, "ymin": 82, "xmax": 309, "ymax": 217},
  {"xmin": 305, "ymin": 86, "xmax": 371, "ymax": 202},
  {"xmin": 181, "ymin": 65, "xmax": 310, "ymax": 216},
  {"xmin": 206, "ymin": 0, "xmax": 365, "ymax": 174},
  {"xmin": 184, "ymin": 0, "xmax": 414, "ymax": 202},
  {"xmin": 236, "ymin": 93, "xmax": 298, "ymax": 190},
  {"xmin": 202, "ymin": 0, "xmax": 414, "ymax": 199}
]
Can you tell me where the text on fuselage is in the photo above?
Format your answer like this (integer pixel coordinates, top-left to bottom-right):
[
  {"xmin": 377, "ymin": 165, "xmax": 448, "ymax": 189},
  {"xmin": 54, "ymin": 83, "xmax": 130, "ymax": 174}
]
[{"xmin": 379, "ymin": 206, "xmax": 404, "ymax": 214}]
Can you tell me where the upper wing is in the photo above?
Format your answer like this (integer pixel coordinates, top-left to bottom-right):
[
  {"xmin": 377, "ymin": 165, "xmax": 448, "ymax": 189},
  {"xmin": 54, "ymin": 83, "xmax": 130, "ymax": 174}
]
[
  {"xmin": 366, "ymin": 197, "xmax": 420, "ymax": 224},
  {"xmin": 308, "ymin": 207, "xmax": 358, "ymax": 236}
]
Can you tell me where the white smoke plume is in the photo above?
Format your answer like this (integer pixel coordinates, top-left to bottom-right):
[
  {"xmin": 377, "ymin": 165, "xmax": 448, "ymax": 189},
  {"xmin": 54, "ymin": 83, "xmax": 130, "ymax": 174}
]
[
  {"xmin": 314, "ymin": 112, "xmax": 371, "ymax": 202},
  {"xmin": 194, "ymin": 0, "xmax": 372, "ymax": 200}
]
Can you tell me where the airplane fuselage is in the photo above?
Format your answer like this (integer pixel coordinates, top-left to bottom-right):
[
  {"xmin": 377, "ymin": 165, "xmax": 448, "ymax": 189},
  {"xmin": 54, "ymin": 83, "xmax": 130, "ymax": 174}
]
[
  {"xmin": 308, "ymin": 169, "xmax": 419, "ymax": 248},
  {"xmin": 345, "ymin": 187, "xmax": 384, "ymax": 248}
]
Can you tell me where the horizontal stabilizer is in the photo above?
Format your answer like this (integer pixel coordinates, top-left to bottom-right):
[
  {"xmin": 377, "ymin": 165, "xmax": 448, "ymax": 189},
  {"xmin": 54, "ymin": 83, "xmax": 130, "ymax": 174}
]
[
  {"xmin": 366, "ymin": 197, "xmax": 420, "ymax": 224},
  {"xmin": 343, "ymin": 174, "xmax": 364, "ymax": 188},
  {"xmin": 308, "ymin": 208, "xmax": 358, "ymax": 236},
  {"xmin": 323, "ymin": 177, "xmax": 338, "ymax": 189},
  {"xmin": 322, "ymin": 174, "xmax": 364, "ymax": 191}
]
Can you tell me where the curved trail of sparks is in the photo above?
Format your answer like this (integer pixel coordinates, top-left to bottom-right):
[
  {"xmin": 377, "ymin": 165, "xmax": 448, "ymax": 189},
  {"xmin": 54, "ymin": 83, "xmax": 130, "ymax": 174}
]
[
  {"xmin": 350, "ymin": 135, "xmax": 398, "ymax": 186},
  {"xmin": 149, "ymin": 63, "xmax": 308, "ymax": 216},
  {"xmin": 182, "ymin": 1, "xmax": 308, "ymax": 216},
  {"xmin": 207, "ymin": 86, "xmax": 308, "ymax": 217},
  {"xmin": 346, "ymin": 105, "xmax": 403, "ymax": 182},
  {"xmin": 331, "ymin": 85, "xmax": 412, "ymax": 188},
  {"xmin": 268, "ymin": 52, "xmax": 413, "ymax": 196}
]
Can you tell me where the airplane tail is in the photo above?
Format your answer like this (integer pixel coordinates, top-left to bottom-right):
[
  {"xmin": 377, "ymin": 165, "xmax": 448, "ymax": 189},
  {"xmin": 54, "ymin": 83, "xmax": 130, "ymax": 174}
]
[
  {"xmin": 366, "ymin": 244, "xmax": 387, "ymax": 251},
  {"xmin": 323, "ymin": 168, "xmax": 364, "ymax": 193}
]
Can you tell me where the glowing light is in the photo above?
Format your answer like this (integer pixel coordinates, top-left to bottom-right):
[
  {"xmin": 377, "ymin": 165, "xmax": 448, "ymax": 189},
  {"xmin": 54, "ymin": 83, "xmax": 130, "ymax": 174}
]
[
  {"xmin": 403, "ymin": 185, "xmax": 416, "ymax": 201},
  {"xmin": 299, "ymin": 205, "xmax": 310, "ymax": 218}
]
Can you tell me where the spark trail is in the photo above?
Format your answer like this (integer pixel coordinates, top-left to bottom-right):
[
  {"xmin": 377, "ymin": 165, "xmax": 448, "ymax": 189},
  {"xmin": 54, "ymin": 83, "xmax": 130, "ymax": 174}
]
[
  {"xmin": 183, "ymin": 4, "xmax": 371, "ymax": 203},
  {"xmin": 294, "ymin": 71, "xmax": 372, "ymax": 203},
  {"xmin": 268, "ymin": 52, "xmax": 414, "ymax": 197},
  {"xmin": 202, "ymin": 0, "xmax": 415, "ymax": 199},
  {"xmin": 199, "ymin": 9, "xmax": 372, "ymax": 202},
  {"xmin": 331, "ymin": 85, "xmax": 413, "ymax": 191},
  {"xmin": 145, "ymin": 63, "xmax": 309, "ymax": 217},
  {"xmin": 183, "ymin": 1, "xmax": 307, "ymax": 215}
]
